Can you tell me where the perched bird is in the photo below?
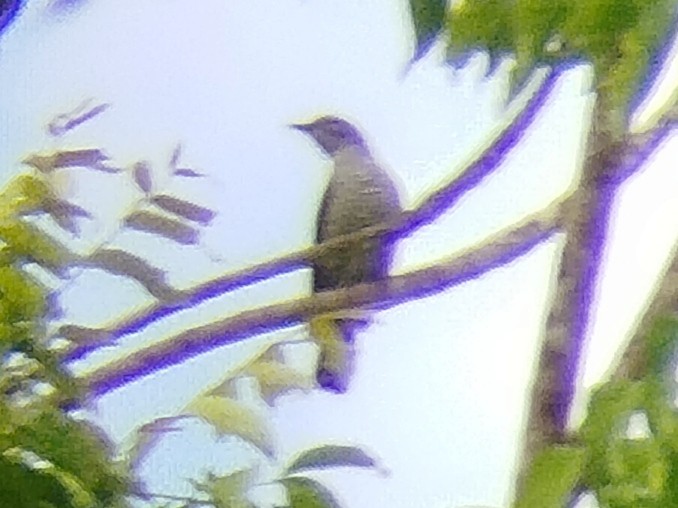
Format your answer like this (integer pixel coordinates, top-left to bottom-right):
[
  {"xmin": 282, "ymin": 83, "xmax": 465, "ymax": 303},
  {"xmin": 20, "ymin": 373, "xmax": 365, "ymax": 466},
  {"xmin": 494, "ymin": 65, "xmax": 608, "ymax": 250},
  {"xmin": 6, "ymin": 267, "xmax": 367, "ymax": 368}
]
[{"xmin": 291, "ymin": 115, "xmax": 402, "ymax": 393}]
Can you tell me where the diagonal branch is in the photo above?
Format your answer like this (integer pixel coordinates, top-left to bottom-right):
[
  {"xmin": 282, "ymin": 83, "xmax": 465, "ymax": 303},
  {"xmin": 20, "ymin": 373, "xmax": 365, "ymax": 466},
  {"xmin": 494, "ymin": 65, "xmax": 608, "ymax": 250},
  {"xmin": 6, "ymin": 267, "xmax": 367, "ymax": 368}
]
[
  {"xmin": 515, "ymin": 95, "xmax": 627, "ymax": 494},
  {"xmin": 515, "ymin": 79, "xmax": 678, "ymax": 497},
  {"xmin": 82, "ymin": 195, "xmax": 567, "ymax": 398},
  {"xmin": 610, "ymin": 235, "xmax": 678, "ymax": 382},
  {"xmin": 62, "ymin": 69, "xmax": 563, "ymax": 363}
]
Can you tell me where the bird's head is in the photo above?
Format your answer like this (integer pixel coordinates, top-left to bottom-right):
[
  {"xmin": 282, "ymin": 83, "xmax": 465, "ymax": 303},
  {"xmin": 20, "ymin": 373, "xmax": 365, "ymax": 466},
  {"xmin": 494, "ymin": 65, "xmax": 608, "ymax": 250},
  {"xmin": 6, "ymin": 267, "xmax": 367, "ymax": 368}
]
[{"xmin": 290, "ymin": 115, "xmax": 367, "ymax": 156}]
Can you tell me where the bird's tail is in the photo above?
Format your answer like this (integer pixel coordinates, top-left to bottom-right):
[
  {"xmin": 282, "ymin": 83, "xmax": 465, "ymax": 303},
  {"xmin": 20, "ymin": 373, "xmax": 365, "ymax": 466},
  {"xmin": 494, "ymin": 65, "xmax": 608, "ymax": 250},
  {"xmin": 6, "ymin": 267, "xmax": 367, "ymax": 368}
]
[{"xmin": 309, "ymin": 313, "xmax": 370, "ymax": 393}]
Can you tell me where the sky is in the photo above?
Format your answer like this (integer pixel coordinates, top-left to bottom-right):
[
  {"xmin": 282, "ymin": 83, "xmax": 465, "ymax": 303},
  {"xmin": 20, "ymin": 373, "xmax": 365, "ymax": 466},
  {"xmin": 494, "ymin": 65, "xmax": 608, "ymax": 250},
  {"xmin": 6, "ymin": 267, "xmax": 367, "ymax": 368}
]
[{"xmin": 1, "ymin": 1, "xmax": 678, "ymax": 507}]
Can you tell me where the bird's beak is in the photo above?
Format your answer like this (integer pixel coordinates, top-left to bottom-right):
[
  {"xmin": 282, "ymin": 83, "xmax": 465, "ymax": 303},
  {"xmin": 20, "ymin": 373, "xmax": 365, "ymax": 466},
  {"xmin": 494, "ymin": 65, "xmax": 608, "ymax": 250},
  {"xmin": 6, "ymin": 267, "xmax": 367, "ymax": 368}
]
[{"xmin": 289, "ymin": 122, "xmax": 312, "ymax": 133}]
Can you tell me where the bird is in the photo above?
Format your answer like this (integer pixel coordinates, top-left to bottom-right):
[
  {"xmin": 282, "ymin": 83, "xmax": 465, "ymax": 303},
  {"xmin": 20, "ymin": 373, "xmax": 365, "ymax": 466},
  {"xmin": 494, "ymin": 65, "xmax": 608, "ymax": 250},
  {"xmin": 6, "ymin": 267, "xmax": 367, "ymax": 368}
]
[{"xmin": 290, "ymin": 115, "xmax": 402, "ymax": 393}]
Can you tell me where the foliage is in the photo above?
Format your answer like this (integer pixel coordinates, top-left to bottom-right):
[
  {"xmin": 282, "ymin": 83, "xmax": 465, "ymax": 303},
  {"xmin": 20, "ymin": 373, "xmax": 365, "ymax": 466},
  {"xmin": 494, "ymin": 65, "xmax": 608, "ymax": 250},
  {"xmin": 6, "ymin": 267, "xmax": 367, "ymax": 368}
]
[
  {"xmin": 516, "ymin": 319, "xmax": 678, "ymax": 508},
  {"xmin": 0, "ymin": 171, "xmax": 130, "ymax": 506},
  {"xmin": 410, "ymin": 0, "xmax": 677, "ymax": 132}
]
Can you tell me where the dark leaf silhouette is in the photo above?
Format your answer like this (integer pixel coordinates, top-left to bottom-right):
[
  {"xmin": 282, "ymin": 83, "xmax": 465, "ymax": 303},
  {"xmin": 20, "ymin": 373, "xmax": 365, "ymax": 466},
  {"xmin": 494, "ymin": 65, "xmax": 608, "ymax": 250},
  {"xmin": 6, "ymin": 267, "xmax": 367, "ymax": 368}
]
[
  {"xmin": 23, "ymin": 149, "xmax": 109, "ymax": 173},
  {"xmin": 87, "ymin": 248, "xmax": 175, "ymax": 300},
  {"xmin": 169, "ymin": 144, "xmax": 182, "ymax": 168},
  {"xmin": 284, "ymin": 445, "xmax": 378, "ymax": 475},
  {"xmin": 47, "ymin": 100, "xmax": 110, "ymax": 137},
  {"xmin": 132, "ymin": 161, "xmax": 153, "ymax": 194},
  {"xmin": 43, "ymin": 197, "xmax": 92, "ymax": 235},
  {"xmin": 124, "ymin": 210, "xmax": 199, "ymax": 245},
  {"xmin": 174, "ymin": 167, "xmax": 205, "ymax": 178},
  {"xmin": 150, "ymin": 195, "xmax": 216, "ymax": 225},
  {"xmin": 57, "ymin": 324, "xmax": 112, "ymax": 345}
]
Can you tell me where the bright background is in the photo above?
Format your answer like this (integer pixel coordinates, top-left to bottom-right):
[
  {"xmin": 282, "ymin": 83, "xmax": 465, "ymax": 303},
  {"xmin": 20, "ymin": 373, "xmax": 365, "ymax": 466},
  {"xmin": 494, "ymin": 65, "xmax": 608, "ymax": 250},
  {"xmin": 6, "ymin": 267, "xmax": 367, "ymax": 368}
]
[{"xmin": 1, "ymin": 1, "xmax": 678, "ymax": 507}]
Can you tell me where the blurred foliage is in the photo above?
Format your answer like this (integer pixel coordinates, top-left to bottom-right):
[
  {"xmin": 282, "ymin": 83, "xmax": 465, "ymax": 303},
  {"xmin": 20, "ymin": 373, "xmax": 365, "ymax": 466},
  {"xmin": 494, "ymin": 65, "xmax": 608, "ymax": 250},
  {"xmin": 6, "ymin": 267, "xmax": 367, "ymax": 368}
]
[
  {"xmin": 408, "ymin": 0, "xmax": 448, "ymax": 61},
  {"xmin": 514, "ymin": 445, "xmax": 586, "ymax": 508},
  {"xmin": 516, "ymin": 315, "xmax": 678, "ymax": 507},
  {"xmin": 409, "ymin": 0, "xmax": 677, "ymax": 134},
  {"xmin": 0, "ymin": 171, "xmax": 130, "ymax": 507}
]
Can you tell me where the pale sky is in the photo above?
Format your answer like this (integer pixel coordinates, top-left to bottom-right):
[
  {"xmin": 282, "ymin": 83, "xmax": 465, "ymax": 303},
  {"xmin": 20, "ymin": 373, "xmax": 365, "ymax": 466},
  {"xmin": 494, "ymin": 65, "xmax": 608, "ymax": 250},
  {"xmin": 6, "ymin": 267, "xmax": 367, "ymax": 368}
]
[{"xmin": 1, "ymin": 1, "xmax": 678, "ymax": 507}]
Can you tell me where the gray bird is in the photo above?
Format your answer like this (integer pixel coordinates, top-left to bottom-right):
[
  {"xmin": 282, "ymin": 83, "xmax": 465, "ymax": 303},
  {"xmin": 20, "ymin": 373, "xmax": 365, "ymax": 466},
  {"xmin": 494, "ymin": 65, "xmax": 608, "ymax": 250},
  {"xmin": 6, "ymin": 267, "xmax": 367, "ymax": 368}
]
[{"xmin": 291, "ymin": 115, "xmax": 402, "ymax": 393}]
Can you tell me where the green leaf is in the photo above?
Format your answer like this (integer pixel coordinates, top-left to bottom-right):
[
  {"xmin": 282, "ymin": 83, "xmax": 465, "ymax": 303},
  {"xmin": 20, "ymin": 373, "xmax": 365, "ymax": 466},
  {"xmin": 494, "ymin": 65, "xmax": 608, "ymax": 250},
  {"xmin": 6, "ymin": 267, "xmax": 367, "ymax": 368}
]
[
  {"xmin": 514, "ymin": 445, "xmax": 585, "ymax": 508},
  {"xmin": 644, "ymin": 315, "xmax": 678, "ymax": 377},
  {"xmin": 0, "ymin": 174, "xmax": 50, "ymax": 218},
  {"xmin": 560, "ymin": 0, "xmax": 676, "ymax": 130},
  {"xmin": 284, "ymin": 445, "xmax": 379, "ymax": 475},
  {"xmin": 245, "ymin": 358, "xmax": 313, "ymax": 406},
  {"xmin": 187, "ymin": 395, "xmax": 274, "ymax": 456},
  {"xmin": 0, "ymin": 220, "xmax": 75, "ymax": 274},
  {"xmin": 8, "ymin": 410, "xmax": 129, "ymax": 505},
  {"xmin": 281, "ymin": 477, "xmax": 341, "ymax": 508},
  {"xmin": 0, "ymin": 452, "xmax": 74, "ymax": 508},
  {"xmin": 596, "ymin": 438, "xmax": 667, "ymax": 506},
  {"xmin": 446, "ymin": 0, "xmax": 514, "ymax": 72},
  {"xmin": 511, "ymin": 0, "xmax": 569, "ymax": 94},
  {"xmin": 408, "ymin": 0, "xmax": 447, "ymax": 61},
  {"xmin": 194, "ymin": 470, "xmax": 255, "ymax": 508},
  {"xmin": 0, "ymin": 265, "xmax": 46, "ymax": 323}
]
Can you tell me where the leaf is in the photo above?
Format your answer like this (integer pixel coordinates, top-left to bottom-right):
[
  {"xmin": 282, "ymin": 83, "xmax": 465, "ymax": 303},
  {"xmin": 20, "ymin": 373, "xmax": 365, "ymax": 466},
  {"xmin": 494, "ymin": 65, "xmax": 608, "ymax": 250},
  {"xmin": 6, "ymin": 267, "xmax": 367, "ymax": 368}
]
[
  {"xmin": 127, "ymin": 416, "xmax": 188, "ymax": 472},
  {"xmin": 446, "ymin": 0, "xmax": 514, "ymax": 73},
  {"xmin": 132, "ymin": 161, "xmax": 153, "ymax": 194},
  {"xmin": 511, "ymin": 0, "xmax": 569, "ymax": 96},
  {"xmin": 57, "ymin": 324, "xmax": 112, "ymax": 345},
  {"xmin": 513, "ymin": 445, "xmax": 585, "ymax": 508},
  {"xmin": 0, "ymin": 220, "xmax": 76, "ymax": 274},
  {"xmin": 23, "ymin": 149, "xmax": 109, "ymax": 173},
  {"xmin": 42, "ymin": 197, "xmax": 92, "ymax": 235},
  {"xmin": 124, "ymin": 210, "xmax": 200, "ymax": 245},
  {"xmin": 284, "ymin": 445, "xmax": 379, "ymax": 475},
  {"xmin": 47, "ymin": 100, "xmax": 110, "ymax": 137},
  {"xmin": 0, "ymin": 174, "xmax": 50, "ymax": 218},
  {"xmin": 187, "ymin": 395, "xmax": 273, "ymax": 456},
  {"xmin": 169, "ymin": 143, "xmax": 182, "ymax": 168},
  {"xmin": 0, "ymin": 451, "xmax": 75, "ymax": 508},
  {"xmin": 87, "ymin": 248, "xmax": 175, "ymax": 300},
  {"xmin": 7, "ymin": 410, "xmax": 129, "ymax": 504},
  {"xmin": 150, "ymin": 194, "xmax": 216, "ymax": 225},
  {"xmin": 194, "ymin": 470, "xmax": 255, "ymax": 508},
  {"xmin": 408, "ymin": 0, "xmax": 447, "ymax": 61},
  {"xmin": 245, "ymin": 359, "xmax": 313, "ymax": 406},
  {"xmin": 174, "ymin": 167, "xmax": 205, "ymax": 177},
  {"xmin": 281, "ymin": 477, "xmax": 341, "ymax": 508},
  {"xmin": 0, "ymin": 265, "xmax": 46, "ymax": 322}
]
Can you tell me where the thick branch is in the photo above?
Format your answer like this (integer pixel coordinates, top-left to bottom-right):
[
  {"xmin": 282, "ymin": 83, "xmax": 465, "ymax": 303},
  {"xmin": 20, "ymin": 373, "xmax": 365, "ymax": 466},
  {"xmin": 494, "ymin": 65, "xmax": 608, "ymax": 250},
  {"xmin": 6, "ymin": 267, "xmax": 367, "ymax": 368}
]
[
  {"xmin": 514, "ymin": 68, "xmax": 678, "ymax": 501},
  {"xmin": 516, "ymin": 97, "xmax": 623, "ymax": 491},
  {"xmin": 62, "ymin": 70, "xmax": 562, "ymax": 363},
  {"xmin": 82, "ymin": 197, "xmax": 565, "ymax": 398}
]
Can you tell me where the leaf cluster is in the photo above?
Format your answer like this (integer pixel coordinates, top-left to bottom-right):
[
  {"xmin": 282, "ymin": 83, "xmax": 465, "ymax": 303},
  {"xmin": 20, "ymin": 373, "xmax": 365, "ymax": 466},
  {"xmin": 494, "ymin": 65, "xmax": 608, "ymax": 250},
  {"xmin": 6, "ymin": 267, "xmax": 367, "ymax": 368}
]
[
  {"xmin": 0, "ymin": 171, "xmax": 130, "ymax": 507},
  {"xmin": 517, "ymin": 319, "xmax": 678, "ymax": 507},
  {"xmin": 411, "ymin": 0, "xmax": 677, "ymax": 131}
]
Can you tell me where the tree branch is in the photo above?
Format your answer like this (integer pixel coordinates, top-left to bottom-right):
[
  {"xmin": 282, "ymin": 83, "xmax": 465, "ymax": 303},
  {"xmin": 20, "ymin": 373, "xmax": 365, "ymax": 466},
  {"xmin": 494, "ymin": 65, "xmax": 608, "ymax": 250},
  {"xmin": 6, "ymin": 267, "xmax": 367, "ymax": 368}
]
[
  {"xmin": 515, "ymin": 94, "xmax": 626, "ymax": 494},
  {"xmin": 62, "ymin": 69, "xmax": 563, "ymax": 363},
  {"xmin": 610, "ymin": 238, "xmax": 678, "ymax": 382},
  {"xmin": 514, "ymin": 77, "xmax": 678, "ymax": 496},
  {"xmin": 82, "ymin": 196, "xmax": 566, "ymax": 398}
]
